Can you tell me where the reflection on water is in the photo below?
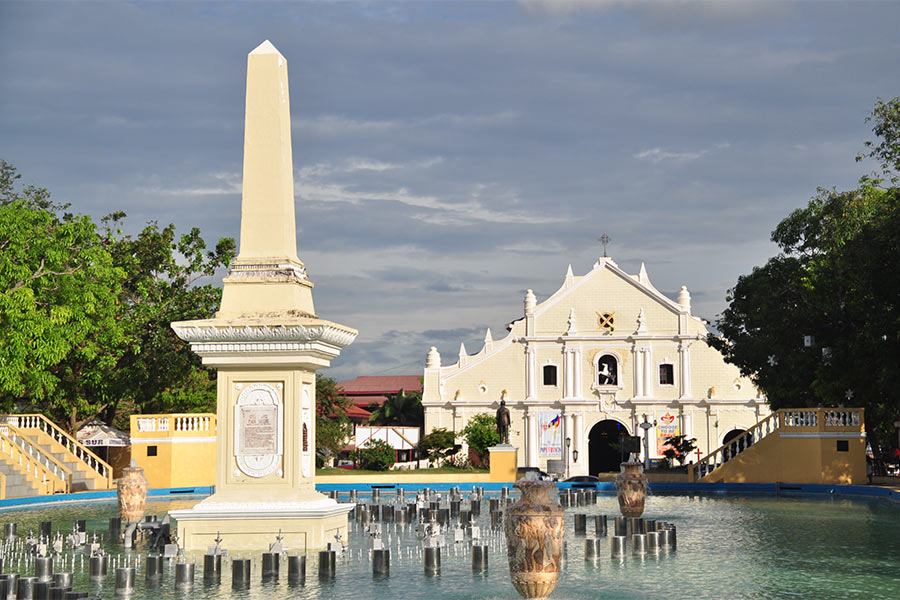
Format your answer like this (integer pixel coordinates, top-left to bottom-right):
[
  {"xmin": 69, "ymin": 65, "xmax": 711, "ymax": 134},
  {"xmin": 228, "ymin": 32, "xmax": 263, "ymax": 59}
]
[{"xmin": 0, "ymin": 493, "xmax": 898, "ymax": 599}]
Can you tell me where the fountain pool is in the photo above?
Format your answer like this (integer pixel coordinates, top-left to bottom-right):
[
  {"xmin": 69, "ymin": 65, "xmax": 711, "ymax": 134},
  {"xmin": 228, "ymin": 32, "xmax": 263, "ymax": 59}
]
[{"xmin": 0, "ymin": 491, "xmax": 898, "ymax": 599}]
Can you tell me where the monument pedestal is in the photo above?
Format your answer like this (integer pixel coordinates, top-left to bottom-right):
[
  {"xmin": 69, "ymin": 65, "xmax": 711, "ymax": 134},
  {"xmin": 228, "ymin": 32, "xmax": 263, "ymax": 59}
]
[
  {"xmin": 172, "ymin": 498, "xmax": 351, "ymax": 552},
  {"xmin": 489, "ymin": 445, "xmax": 518, "ymax": 482}
]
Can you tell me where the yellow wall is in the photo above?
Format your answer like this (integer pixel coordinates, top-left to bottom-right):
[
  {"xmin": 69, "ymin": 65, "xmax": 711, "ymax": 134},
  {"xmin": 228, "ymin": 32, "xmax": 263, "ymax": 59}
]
[{"xmin": 129, "ymin": 414, "xmax": 216, "ymax": 489}]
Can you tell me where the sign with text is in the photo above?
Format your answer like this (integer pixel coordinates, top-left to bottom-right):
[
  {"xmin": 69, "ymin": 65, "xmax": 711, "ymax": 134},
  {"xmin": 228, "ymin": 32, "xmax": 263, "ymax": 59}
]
[
  {"xmin": 656, "ymin": 411, "xmax": 680, "ymax": 456},
  {"xmin": 539, "ymin": 410, "xmax": 562, "ymax": 457}
]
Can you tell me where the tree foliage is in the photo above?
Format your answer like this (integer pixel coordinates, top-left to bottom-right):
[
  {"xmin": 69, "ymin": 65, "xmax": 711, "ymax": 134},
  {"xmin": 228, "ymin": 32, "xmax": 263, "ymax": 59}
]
[
  {"xmin": 710, "ymin": 98, "xmax": 900, "ymax": 446},
  {"xmin": 367, "ymin": 388, "xmax": 423, "ymax": 427},
  {"xmin": 418, "ymin": 427, "xmax": 458, "ymax": 466},
  {"xmin": 662, "ymin": 435, "xmax": 697, "ymax": 467},
  {"xmin": 0, "ymin": 160, "xmax": 235, "ymax": 432},
  {"xmin": 355, "ymin": 438, "xmax": 395, "ymax": 471},
  {"xmin": 315, "ymin": 375, "xmax": 352, "ymax": 466},
  {"xmin": 461, "ymin": 413, "xmax": 499, "ymax": 462}
]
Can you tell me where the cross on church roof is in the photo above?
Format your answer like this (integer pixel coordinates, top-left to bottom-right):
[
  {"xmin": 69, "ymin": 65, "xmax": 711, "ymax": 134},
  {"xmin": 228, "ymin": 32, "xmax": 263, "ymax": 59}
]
[{"xmin": 599, "ymin": 233, "xmax": 611, "ymax": 257}]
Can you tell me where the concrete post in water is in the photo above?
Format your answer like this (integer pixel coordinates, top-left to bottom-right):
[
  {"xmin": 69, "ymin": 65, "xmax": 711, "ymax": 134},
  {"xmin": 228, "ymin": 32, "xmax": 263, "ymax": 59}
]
[
  {"xmin": 35, "ymin": 557, "xmax": 53, "ymax": 582},
  {"xmin": 594, "ymin": 515, "xmax": 608, "ymax": 537},
  {"xmin": 381, "ymin": 506, "xmax": 394, "ymax": 523},
  {"xmin": 17, "ymin": 577, "xmax": 37, "ymax": 600},
  {"xmin": 89, "ymin": 555, "xmax": 107, "ymax": 580},
  {"xmin": 471, "ymin": 545, "xmax": 488, "ymax": 572},
  {"xmin": 48, "ymin": 587, "xmax": 68, "ymax": 600},
  {"xmin": 664, "ymin": 524, "xmax": 676, "ymax": 549},
  {"xmin": 145, "ymin": 556, "xmax": 162, "ymax": 579},
  {"xmin": 0, "ymin": 579, "xmax": 7, "ymax": 600},
  {"xmin": 261, "ymin": 553, "xmax": 279, "ymax": 579},
  {"xmin": 610, "ymin": 535, "xmax": 627, "ymax": 558},
  {"xmin": 372, "ymin": 549, "xmax": 390, "ymax": 576},
  {"xmin": 33, "ymin": 582, "xmax": 50, "ymax": 600},
  {"xmin": 372, "ymin": 489, "xmax": 381, "ymax": 503},
  {"xmin": 39, "ymin": 522, "xmax": 52, "ymax": 540},
  {"xmin": 647, "ymin": 531, "xmax": 660, "ymax": 554},
  {"xmin": 632, "ymin": 533, "xmax": 647, "ymax": 555},
  {"xmin": 51, "ymin": 574, "xmax": 71, "ymax": 589},
  {"xmin": 424, "ymin": 546, "xmax": 441, "ymax": 575},
  {"xmin": 449, "ymin": 501, "xmax": 460, "ymax": 518},
  {"xmin": 471, "ymin": 499, "xmax": 481, "ymax": 516},
  {"xmin": 491, "ymin": 511, "xmax": 502, "ymax": 529},
  {"xmin": 574, "ymin": 514, "xmax": 586, "ymax": 535},
  {"xmin": 174, "ymin": 562, "xmax": 194, "ymax": 588},
  {"xmin": 614, "ymin": 517, "xmax": 626, "ymax": 536},
  {"xmin": 318, "ymin": 550, "xmax": 336, "ymax": 578},
  {"xmin": 114, "ymin": 567, "xmax": 135, "ymax": 595},
  {"xmin": 584, "ymin": 538, "xmax": 601, "ymax": 561},
  {"xmin": 203, "ymin": 555, "xmax": 221, "ymax": 581},
  {"xmin": 4, "ymin": 523, "xmax": 16, "ymax": 542},
  {"xmin": 231, "ymin": 559, "xmax": 251, "ymax": 587},
  {"xmin": 288, "ymin": 555, "xmax": 306, "ymax": 584}
]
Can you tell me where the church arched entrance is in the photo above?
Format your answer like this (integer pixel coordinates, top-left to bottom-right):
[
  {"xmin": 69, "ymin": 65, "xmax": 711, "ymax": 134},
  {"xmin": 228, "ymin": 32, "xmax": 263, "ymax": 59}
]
[{"xmin": 588, "ymin": 419, "xmax": 629, "ymax": 474}]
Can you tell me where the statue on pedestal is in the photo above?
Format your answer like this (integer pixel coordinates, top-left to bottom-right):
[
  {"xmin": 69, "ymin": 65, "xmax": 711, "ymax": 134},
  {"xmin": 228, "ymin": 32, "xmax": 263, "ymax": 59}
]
[{"xmin": 496, "ymin": 400, "xmax": 511, "ymax": 445}]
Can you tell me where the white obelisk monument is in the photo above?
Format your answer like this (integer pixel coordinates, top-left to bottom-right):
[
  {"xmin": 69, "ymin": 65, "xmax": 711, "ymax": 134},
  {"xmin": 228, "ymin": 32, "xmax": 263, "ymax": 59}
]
[{"xmin": 170, "ymin": 40, "xmax": 357, "ymax": 552}]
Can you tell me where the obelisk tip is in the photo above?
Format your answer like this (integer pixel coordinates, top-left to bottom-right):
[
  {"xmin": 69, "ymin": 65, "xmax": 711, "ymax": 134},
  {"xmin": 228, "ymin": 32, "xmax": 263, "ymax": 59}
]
[{"xmin": 250, "ymin": 40, "xmax": 283, "ymax": 57}]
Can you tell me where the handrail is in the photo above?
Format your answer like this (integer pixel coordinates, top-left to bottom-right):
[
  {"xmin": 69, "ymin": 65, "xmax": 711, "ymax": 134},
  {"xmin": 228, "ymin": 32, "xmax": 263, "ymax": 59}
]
[
  {"xmin": 690, "ymin": 411, "xmax": 780, "ymax": 482},
  {"xmin": 0, "ymin": 429, "xmax": 70, "ymax": 495},
  {"xmin": 0, "ymin": 424, "xmax": 74, "ymax": 483},
  {"xmin": 1, "ymin": 414, "xmax": 114, "ymax": 488},
  {"xmin": 690, "ymin": 407, "xmax": 865, "ymax": 481}
]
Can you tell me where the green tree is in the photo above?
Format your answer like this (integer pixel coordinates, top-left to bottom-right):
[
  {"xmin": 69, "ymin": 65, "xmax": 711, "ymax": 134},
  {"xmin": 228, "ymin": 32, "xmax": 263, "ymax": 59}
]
[
  {"xmin": 418, "ymin": 428, "xmax": 458, "ymax": 466},
  {"xmin": 101, "ymin": 216, "xmax": 235, "ymax": 427},
  {"xmin": 315, "ymin": 375, "xmax": 353, "ymax": 466},
  {"xmin": 461, "ymin": 413, "xmax": 499, "ymax": 464},
  {"xmin": 356, "ymin": 438, "xmax": 395, "ymax": 471},
  {"xmin": 367, "ymin": 388, "xmax": 423, "ymax": 427},
  {"xmin": 710, "ymin": 98, "xmax": 900, "ymax": 447},
  {"xmin": 0, "ymin": 161, "xmax": 127, "ymax": 431},
  {"xmin": 662, "ymin": 435, "xmax": 697, "ymax": 467}
]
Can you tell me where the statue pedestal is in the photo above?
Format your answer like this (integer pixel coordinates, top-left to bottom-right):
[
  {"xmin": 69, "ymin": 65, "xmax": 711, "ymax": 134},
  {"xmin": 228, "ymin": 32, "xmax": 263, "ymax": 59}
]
[{"xmin": 489, "ymin": 445, "xmax": 518, "ymax": 482}]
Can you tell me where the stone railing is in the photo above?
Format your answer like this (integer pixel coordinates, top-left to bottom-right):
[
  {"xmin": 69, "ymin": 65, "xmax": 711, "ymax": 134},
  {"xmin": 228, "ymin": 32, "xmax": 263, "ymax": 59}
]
[
  {"xmin": 0, "ymin": 427, "xmax": 71, "ymax": 495},
  {"xmin": 132, "ymin": 414, "xmax": 216, "ymax": 437},
  {"xmin": 1, "ymin": 414, "xmax": 113, "ymax": 488},
  {"xmin": 690, "ymin": 407, "xmax": 865, "ymax": 482}
]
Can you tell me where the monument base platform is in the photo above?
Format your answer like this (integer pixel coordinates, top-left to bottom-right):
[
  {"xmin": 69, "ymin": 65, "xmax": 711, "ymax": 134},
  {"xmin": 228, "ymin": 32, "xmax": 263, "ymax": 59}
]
[
  {"xmin": 489, "ymin": 444, "xmax": 518, "ymax": 482},
  {"xmin": 170, "ymin": 497, "xmax": 354, "ymax": 552}
]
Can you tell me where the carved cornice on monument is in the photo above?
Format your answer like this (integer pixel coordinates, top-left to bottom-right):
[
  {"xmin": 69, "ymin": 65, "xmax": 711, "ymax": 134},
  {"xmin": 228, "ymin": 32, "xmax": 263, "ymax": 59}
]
[{"xmin": 172, "ymin": 320, "xmax": 357, "ymax": 349}]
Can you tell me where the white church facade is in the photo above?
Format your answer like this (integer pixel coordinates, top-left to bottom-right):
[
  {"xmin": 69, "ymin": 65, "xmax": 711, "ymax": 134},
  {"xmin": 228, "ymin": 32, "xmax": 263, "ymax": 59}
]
[{"xmin": 422, "ymin": 257, "xmax": 769, "ymax": 476}]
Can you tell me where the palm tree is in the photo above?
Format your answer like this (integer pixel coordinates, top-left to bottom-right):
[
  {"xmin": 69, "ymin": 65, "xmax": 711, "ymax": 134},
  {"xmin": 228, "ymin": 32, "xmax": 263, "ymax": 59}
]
[{"xmin": 367, "ymin": 389, "xmax": 424, "ymax": 427}]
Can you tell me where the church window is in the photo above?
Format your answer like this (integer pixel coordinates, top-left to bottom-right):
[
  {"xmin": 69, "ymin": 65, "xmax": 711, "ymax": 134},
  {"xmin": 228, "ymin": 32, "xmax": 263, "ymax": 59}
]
[
  {"xmin": 597, "ymin": 354, "xmax": 618, "ymax": 386},
  {"xmin": 542, "ymin": 365, "xmax": 558, "ymax": 387},
  {"xmin": 659, "ymin": 364, "xmax": 674, "ymax": 386},
  {"xmin": 597, "ymin": 312, "xmax": 615, "ymax": 330}
]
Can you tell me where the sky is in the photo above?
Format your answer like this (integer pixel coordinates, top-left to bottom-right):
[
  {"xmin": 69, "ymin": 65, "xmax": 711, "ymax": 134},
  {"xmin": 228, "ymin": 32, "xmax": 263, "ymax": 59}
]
[{"xmin": 2, "ymin": 1, "xmax": 899, "ymax": 383}]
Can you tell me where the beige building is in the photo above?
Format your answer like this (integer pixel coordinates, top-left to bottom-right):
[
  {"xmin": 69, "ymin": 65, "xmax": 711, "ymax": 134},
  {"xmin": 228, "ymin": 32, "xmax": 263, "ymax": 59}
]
[{"xmin": 423, "ymin": 257, "xmax": 769, "ymax": 475}]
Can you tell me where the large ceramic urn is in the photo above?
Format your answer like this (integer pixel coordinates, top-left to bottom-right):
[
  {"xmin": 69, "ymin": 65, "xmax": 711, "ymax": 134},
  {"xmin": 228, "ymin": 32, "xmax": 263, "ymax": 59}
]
[
  {"xmin": 504, "ymin": 479, "xmax": 565, "ymax": 600},
  {"xmin": 615, "ymin": 461, "xmax": 647, "ymax": 517},
  {"xmin": 117, "ymin": 465, "xmax": 149, "ymax": 523}
]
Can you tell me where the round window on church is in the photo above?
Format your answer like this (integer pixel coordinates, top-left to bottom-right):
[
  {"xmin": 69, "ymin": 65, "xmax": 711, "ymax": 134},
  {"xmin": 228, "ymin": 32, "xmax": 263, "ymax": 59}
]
[{"xmin": 598, "ymin": 312, "xmax": 615, "ymax": 330}]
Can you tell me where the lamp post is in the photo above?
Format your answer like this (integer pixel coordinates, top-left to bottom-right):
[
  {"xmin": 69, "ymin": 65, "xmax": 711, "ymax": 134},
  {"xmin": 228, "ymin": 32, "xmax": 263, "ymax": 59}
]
[
  {"xmin": 639, "ymin": 414, "xmax": 656, "ymax": 471},
  {"xmin": 565, "ymin": 437, "xmax": 571, "ymax": 479}
]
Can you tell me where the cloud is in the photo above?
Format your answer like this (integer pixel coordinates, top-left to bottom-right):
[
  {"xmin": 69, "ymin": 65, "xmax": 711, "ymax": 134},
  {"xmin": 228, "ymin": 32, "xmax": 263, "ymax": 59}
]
[{"xmin": 633, "ymin": 142, "xmax": 730, "ymax": 164}]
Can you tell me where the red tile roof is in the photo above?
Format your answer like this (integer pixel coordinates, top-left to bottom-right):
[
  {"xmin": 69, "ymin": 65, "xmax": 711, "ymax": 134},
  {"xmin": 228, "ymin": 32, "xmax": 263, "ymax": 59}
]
[{"xmin": 338, "ymin": 375, "xmax": 422, "ymax": 395}]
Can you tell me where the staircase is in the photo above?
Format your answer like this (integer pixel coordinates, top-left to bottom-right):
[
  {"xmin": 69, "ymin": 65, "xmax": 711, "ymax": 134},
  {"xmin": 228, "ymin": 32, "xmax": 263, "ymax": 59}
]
[
  {"xmin": 0, "ymin": 414, "xmax": 115, "ymax": 498},
  {"xmin": 690, "ymin": 408, "xmax": 866, "ymax": 485}
]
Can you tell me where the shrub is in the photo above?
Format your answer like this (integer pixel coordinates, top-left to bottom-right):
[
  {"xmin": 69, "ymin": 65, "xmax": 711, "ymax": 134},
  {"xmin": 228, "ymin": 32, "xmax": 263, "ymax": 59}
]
[
  {"xmin": 462, "ymin": 413, "xmax": 500, "ymax": 463},
  {"xmin": 419, "ymin": 428, "xmax": 458, "ymax": 466},
  {"xmin": 356, "ymin": 438, "xmax": 395, "ymax": 471}
]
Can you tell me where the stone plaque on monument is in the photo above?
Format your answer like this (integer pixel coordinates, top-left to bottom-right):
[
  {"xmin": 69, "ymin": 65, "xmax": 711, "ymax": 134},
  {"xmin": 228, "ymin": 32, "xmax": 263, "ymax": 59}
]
[{"xmin": 234, "ymin": 383, "xmax": 283, "ymax": 477}]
